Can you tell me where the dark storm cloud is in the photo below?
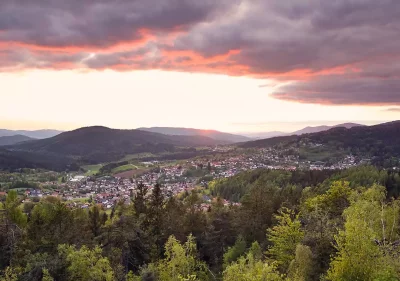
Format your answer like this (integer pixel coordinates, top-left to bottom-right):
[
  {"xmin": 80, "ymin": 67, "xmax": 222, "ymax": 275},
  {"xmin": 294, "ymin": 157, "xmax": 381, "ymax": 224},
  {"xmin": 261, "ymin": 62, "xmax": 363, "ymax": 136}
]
[
  {"xmin": 1, "ymin": 0, "xmax": 400, "ymax": 105},
  {"xmin": 271, "ymin": 75, "xmax": 400, "ymax": 106},
  {"xmin": 0, "ymin": 0, "xmax": 233, "ymax": 48},
  {"xmin": 175, "ymin": 0, "xmax": 400, "ymax": 73}
]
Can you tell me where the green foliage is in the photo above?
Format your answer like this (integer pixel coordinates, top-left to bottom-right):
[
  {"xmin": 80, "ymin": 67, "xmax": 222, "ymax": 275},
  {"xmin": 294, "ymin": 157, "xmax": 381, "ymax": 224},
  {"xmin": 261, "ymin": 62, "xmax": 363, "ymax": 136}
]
[
  {"xmin": 0, "ymin": 267, "xmax": 21, "ymax": 281},
  {"xmin": 4, "ymin": 190, "xmax": 27, "ymax": 227},
  {"xmin": 8, "ymin": 181, "xmax": 39, "ymax": 190},
  {"xmin": 287, "ymin": 244, "xmax": 313, "ymax": 281},
  {"xmin": 88, "ymin": 204, "xmax": 107, "ymax": 237},
  {"xmin": 58, "ymin": 244, "xmax": 114, "ymax": 281},
  {"xmin": 304, "ymin": 181, "xmax": 352, "ymax": 216},
  {"xmin": 223, "ymin": 236, "xmax": 247, "ymax": 268},
  {"xmin": 248, "ymin": 241, "xmax": 262, "ymax": 261},
  {"xmin": 2, "ymin": 167, "xmax": 400, "ymax": 281},
  {"xmin": 266, "ymin": 207, "xmax": 304, "ymax": 272},
  {"xmin": 149, "ymin": 235, "xmax": 211, "ymax": 281},
  {"xmin": 223, "ymin": 253, "xmax": 283, "ymax": 281},
  {"xmin": 327, "ymin": 185, "xmax": 399, "ymax": 281},
  {"xmin": 42, "ymin": 268, "xmax": 54, "ymax": 281},
  {"xmin": 210, "ymin": 169, "xmax": 332, "ymax": 203}
]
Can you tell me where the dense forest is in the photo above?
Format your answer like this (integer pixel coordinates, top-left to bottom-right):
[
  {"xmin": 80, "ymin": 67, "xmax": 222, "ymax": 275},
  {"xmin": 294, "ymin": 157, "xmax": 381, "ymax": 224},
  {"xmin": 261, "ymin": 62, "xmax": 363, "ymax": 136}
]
[{"xmin": 2, "ymin": 166, "xmax": 400, "ymax": 280}]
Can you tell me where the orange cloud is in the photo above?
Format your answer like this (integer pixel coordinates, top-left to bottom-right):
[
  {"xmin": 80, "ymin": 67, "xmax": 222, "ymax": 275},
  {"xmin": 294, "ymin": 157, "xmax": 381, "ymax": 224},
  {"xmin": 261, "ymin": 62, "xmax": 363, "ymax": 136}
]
[{"xmin": 0, "ymin": 29, "xmax": 155, "ymax": 54}]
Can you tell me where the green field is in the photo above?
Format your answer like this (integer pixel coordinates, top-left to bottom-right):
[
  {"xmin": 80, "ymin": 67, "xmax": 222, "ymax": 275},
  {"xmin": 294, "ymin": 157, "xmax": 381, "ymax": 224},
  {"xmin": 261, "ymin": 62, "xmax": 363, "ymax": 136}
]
[
  {"xmin": 299, "ymin": 146, "xmax": 346, "ymax": 162},
  {"xmin": 82, "ymin": 164, "xmax": 103, "ymax": 176},
  {"xmin": 112, "ymin": 164, "xmax": 138, "ymax": 174},
  {"xmin": 120, "ymin": 153, "xmax": 156, "ymax": 161}
]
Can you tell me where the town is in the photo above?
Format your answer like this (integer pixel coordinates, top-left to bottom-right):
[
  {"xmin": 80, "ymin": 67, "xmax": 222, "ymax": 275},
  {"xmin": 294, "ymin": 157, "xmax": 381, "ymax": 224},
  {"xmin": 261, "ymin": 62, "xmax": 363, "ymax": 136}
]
[{"xmin": 13, "ymin": 146, "xmax": 369, "ymax": 210}]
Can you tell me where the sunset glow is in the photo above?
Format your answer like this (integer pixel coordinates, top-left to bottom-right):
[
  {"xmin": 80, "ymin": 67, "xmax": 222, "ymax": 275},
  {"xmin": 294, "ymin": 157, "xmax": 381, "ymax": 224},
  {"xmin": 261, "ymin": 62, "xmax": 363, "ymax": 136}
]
[{"xmin": 1, "ymin": 0, "xmax": 399, "ymax": 132}]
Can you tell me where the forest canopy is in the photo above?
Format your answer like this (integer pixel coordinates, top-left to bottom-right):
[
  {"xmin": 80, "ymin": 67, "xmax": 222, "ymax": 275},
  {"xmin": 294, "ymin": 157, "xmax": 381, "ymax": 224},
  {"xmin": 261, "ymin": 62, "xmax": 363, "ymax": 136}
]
[{"xmin": 2, "ymin": 166, "xmax": 400, "ymax": 280}]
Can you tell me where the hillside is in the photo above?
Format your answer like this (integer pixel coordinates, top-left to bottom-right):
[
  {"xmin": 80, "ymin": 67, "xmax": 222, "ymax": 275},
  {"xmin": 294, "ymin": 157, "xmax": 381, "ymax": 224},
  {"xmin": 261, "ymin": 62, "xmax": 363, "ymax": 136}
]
[
  {"xmin": 0, "ymin": 148, "xmax": 78, "ymax": 171},
  {"xmin": 241, "ymin": 131, "xmax": 288, "ymax": 139},
  {"xmin": 240, "ymin": 121, "xmax": 400, "ymax": 165},
  {"xmin": 0, "ymin": 135, "xmax": 35, "ymax": 146},
  {"xmin": 292, "ymin": 122, "xmax": 363, "ymax": 135},
  {"xmin": 10, "ymin": 126, "xmax": 225, "ymax": 163},
  {"xmin": 0, "ymin": 129, "xmax": 63, "ymax": 139},
  {"xmin": 244, "ymin": 122, "xmax": 363, "ymax": 139},
  {"xmin": 137, "ymin": 127, "xmax": 251, "ymax": 142}
]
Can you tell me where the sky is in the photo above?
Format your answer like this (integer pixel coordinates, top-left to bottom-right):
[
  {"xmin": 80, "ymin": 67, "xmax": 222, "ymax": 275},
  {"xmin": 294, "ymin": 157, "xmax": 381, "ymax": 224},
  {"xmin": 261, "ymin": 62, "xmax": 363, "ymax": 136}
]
[{"xmin": 1, "ymin": 0, "xmax": 400, "ymax": 133}]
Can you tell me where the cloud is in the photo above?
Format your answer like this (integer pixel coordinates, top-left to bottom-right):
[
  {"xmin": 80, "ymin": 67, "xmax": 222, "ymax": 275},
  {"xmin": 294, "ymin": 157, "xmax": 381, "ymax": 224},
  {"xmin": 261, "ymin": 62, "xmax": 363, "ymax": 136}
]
[
  {"xmin": 1, "ymin": 0, "xmax": 400, "ymax": 105},
  {"xmin": 271, "ymin": 75, "xmax": 400, "ymax": 106}
]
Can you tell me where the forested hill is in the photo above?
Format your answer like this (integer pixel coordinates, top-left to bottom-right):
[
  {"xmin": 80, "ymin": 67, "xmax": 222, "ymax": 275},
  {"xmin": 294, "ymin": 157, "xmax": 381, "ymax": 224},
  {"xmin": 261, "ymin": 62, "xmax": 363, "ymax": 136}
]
[
  {"xmin": 9, "ymin": 126, "xmax": 225, "ymax": 163},
  {"xmin": 138, "ymin": 127, "xmax": 252, "ymax": 142},
  {"xmin": 240, "ymin": 120, "xmax": 400, "ymax": 159},
  {"xmin": 0, "ymin": 135, "xmax": 35, "ymax": 146},
  {"xmin": 0, "ymin": 148, "xmax": 79, "ymax": 171}
]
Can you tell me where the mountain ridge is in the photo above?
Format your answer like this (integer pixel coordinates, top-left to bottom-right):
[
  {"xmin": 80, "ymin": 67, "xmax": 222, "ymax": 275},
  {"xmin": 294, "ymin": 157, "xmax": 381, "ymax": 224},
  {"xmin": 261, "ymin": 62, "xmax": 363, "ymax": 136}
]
[
  {"xmin": 243, "ymin": 122, "xmax": 363, "ymax": 139},
  {"xmin": 9, "ymin": 126, "xmax": 226, "ymax": 164},
  {"xmin": 0, "ymin": 129, "xmax": 63, "ymax": 139},
  {"xmin": 240, "ymin": 121, "xmax": 400, "ymax": 166},
  {"xmin": 137, "ymin": 127, "xmax": 251, "ymax": 142},
  {"xmin": 292, "ymin": 122, "xmax": 364, "ymax": 135},
  {"xmin": 0, "ymin": 135, "xmax": 36, "ymax": 146}
]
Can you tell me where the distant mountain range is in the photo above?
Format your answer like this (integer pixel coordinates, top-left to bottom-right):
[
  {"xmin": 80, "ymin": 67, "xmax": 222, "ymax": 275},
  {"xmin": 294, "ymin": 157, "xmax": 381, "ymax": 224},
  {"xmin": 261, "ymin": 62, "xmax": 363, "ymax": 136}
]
[
  {"xmin": 8, "ymin": 126, "xmax": 227, "ymax": 165},
  {"xmin": 138, "ymin": 127, "xmax": 251, "ymax": 143},
  {"xmin": 0, "ymin": 129, "xmax": 63, "ymax": 139},
  {"xmin": 0, "ymin": 135, "xmax": 35, "ymax": 146},
  {"xmin": 1, "ymin": 121, "xmax": 398, "ymax": 171},
  {"xmin": 244, "ymin": 123, "xmax": 363, "ymax": 139}
]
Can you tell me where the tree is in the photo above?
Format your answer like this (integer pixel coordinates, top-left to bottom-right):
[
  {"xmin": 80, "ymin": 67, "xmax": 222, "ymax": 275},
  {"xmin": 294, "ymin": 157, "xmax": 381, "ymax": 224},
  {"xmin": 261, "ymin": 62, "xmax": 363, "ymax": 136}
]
[
  {"xmin": 239, "ymin": 183, "xmax": 281, "ymax": 243},
  {"xmin": 248, "ymin": 241, "xmax": 262, "ymax": 261},
  {"xmin": 0, "ymin": 191, "xmax": 26, "ymax": 269},
  {"xmin": 41, "ymin": 268, "xmax": 54, "ymax": 281},
  {"xmin": 58, "ymin": 244, "xmax": 114, "ymax": 281},
  {"xmin": 148, "ymin": 184, "xmax": 166, "ymax": 251},
  {"xmin": 223, "ymin": 252, "xmax": 283, "ymax": 281},
  {"xmin": 223, "ymin": 236, "xmax": 246, "ymax": 268},
  {"xmin": 149, "ymin": 235, "xmax": 212, "ymax": 281},
  {"xmin": 287, "ymin": 244, "xmax": 313, "ymax": 281},
  {"xmin": 183, "ymin": 192, "xmax": 207, "ymax": 238},
  {"xmin": 266, "ymin": 207, "xmax": 304, "ymax": 272},
  {"xmin": 327, "ymin": 185, "xmax": 399, "ymax": 281},
  {"xmin": 0, "ymin": 266, "xmax": 21, "ymax": 281},
  {"xmin": 4, "ymin": 190, "xmax": 27, "ymax": 227},
  {"xmin": 300, "ymin": 181, "xmax": 352, "ymax": 277},
  {"xmin": 133, "ymin": 182, "xmax": 148, "ymax": 216},
  {"xmin": 201, "ymin": 200, "xmax": 236, "ymax": 271},
  {"xmin": 26, "ymin": 199, "xmax": 78, "ymax": 253},
  {"xmin": 88, "ymin": 204, "xmax": 106, "ymax": 238}
]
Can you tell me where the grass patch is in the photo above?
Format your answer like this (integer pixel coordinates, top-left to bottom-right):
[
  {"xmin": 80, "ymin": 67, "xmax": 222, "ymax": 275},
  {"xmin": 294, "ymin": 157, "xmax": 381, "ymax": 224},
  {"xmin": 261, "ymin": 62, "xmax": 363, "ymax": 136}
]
[
  {"xmin": 82, "ymin": 164, "xmax": 103, "ymax": 176},
  {"xmin": 112, "ymin": 164, "xmax": 138, "ymax": 174},
  {"xmin": 299, "ymin": 146, "xmax": 346, "ymax": 162},
  {"xmin": 120, "ymin": 153, "xmax": 155, "ymax": 161}
]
